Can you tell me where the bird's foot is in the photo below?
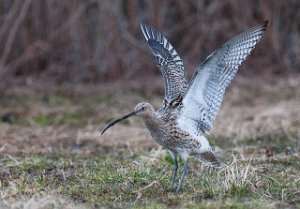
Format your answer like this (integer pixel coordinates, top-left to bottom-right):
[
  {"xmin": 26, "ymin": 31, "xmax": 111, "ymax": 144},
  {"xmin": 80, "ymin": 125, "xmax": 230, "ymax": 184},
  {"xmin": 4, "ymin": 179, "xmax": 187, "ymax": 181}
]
[
  {"xmin": 176, "ymin": 186, "xmax": 182, "ymax": 192},
  {"xmin": 176, "ymin": 188, "xmax": 182, "ymax": 192},
  {"xmin": 169, "ymin": 186, "xmax": 175, "ymax": 192},
  {"xmin": 168, "ymin": 184, "xmax": 181, "ymax": 192}
]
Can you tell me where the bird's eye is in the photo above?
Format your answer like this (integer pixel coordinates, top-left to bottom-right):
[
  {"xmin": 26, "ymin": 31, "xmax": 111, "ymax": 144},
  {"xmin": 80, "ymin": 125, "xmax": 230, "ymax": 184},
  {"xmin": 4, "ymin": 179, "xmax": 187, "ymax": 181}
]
[{"xmin": 141, "ymin": 107, "xmax": 145, "ymax": 110}]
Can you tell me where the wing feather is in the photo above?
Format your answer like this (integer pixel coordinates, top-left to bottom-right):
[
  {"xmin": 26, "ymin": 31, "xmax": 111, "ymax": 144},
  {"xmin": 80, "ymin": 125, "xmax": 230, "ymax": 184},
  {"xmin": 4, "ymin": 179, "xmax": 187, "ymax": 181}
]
[
  {"xmin": 178, "ymin": 21, "xmax": 269, "ymax": 135},
  {"xmin": 140, "ymin": 23, "xmax": 188, "ymax": 110}
]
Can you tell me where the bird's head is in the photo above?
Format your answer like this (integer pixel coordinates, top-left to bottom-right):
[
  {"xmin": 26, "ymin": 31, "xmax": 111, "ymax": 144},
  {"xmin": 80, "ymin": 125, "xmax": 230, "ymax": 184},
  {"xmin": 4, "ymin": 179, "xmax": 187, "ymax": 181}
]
[
  {"xmin": 101, "ymin": 102, "xmax": 154, "ymax": 135},
  {"xmin": 133, "ymin": 102, "xmax": 154, "ymax": 116}
]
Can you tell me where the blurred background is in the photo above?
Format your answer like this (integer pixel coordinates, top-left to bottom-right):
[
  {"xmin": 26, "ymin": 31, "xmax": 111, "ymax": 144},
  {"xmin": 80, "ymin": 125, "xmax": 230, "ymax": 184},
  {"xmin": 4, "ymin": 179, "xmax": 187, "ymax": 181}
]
[{"xmin": 0, "ymin": 0, "xmax": 299, "ymax": 86}]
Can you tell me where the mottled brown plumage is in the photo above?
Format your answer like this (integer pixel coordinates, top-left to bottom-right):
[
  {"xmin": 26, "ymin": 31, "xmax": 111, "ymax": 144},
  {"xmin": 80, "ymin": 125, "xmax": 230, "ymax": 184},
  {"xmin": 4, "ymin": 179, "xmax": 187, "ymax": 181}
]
[{"xmin": 101, "ymin": 21, "xmax": 268, "ymax": 191}]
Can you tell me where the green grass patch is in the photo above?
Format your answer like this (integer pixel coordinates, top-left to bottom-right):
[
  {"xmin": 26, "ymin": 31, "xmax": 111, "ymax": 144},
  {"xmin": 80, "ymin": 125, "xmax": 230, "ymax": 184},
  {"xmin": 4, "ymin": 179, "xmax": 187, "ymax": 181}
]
[
  {"xmin": 0, "ymin": 83, "xmax": 299, "ymax": 208},
  {"xmin": 1, "ymin": 151, "xmax": 299, "ymax": 208},
  {"xmin": 31, "ymin": 108, "xmax": 93, "ymax": 126}
]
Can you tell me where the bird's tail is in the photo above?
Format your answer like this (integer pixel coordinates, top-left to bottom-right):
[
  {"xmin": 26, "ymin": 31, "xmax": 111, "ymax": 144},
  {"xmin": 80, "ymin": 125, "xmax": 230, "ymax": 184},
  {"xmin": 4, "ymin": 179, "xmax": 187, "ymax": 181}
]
[{"xmin": 196, "ymin": 151, "xmax": 222, "ymax": 169}]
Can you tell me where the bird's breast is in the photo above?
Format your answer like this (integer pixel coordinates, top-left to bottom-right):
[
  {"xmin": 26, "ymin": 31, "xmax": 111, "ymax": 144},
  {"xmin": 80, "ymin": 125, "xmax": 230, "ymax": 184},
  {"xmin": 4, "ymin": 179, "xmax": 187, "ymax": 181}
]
[
  {"xmin": 143, "ymin": 116, "xmax": 169, "ymax": 146},
  {"xmin": 142, "ymin": 114, "xmax": 209, "ymax": 155}
]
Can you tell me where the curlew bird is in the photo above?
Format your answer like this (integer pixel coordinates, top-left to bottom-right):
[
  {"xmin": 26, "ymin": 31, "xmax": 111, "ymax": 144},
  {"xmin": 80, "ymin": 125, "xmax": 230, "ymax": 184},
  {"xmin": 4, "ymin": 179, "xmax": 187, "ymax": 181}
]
[{"xmin": 101, "ymin": 21, "xmax": 268, "ymax": 191}]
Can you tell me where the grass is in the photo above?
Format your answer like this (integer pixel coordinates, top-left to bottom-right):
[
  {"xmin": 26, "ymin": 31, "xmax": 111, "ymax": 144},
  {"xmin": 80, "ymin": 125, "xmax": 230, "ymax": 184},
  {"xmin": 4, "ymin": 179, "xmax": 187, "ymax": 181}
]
[
  {"xmin": 0, "ymin": 76, "xmax": 299, "ymax": 208},
  {"xmin": 1, "ymin": 151, "xmax": 299, "ymax": 208},
  {"xmin": 31, "ymin": 108, "xmax": 93, "ymax": 126}
]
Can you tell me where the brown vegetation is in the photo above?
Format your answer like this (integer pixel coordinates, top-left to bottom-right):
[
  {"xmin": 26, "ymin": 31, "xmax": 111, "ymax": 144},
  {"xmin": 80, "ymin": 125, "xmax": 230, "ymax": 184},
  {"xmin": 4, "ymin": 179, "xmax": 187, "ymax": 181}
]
[{"xmin": 0, "ymin": 0, "xmax": 299, "ymax": 84}]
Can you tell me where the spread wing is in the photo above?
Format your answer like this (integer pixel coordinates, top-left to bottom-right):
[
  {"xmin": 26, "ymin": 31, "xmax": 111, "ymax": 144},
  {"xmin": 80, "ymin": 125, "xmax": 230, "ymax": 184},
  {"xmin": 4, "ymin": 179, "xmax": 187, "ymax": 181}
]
[
  {"xmin": 140, "ymin": 23, "xmax": 188, "ymax": 110},
  {"xmin": 177, "ymin": 21, "xmax": 269, "ymax": 135}
]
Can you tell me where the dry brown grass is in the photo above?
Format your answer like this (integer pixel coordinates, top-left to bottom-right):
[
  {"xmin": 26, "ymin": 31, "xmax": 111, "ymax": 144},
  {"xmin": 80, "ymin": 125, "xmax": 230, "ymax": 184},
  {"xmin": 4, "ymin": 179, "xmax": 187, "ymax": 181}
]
[
  {"xmin": 0, "ymin": 74, "xmax": 299, "ymax": 156},
  {"xmin": 213, "ymin": 76, "xmax": 300, "ymax": 140},
  {"xmin": 0, "ymin": 74, "xmax": 299, "ymax": 208},
  {"xmin": 0, "ymin": 193, "xmax": 87, "ymax": 209}
]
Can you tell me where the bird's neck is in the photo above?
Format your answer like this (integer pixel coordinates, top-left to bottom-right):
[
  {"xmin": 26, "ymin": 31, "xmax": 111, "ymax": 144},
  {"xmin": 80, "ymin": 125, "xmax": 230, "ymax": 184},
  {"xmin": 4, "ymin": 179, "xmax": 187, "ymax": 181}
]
[
  {"xmin": 142, "ymin": 113, "xmax": 167, "ymax": 145},
  {"xmin": 142, "ymin": 113, "xmax": 163, "ymax": 132}
]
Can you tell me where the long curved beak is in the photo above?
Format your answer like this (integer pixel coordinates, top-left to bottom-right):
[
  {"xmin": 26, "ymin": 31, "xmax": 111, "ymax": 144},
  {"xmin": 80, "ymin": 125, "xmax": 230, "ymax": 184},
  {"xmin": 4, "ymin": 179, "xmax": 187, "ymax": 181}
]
[{"xmin": 101, "ymin": 111, "xmax": 136, "ymax": 135}]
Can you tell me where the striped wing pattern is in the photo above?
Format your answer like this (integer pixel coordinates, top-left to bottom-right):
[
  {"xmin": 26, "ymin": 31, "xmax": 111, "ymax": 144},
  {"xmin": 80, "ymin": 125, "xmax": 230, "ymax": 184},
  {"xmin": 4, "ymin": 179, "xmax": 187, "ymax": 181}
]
[
  {"xmin": 178, "ymin": 21, "xmax": 268, "ymax": 135},
  {"xmin": 140, "ymin": 23, "xmax": 188, "ymax": 110}
]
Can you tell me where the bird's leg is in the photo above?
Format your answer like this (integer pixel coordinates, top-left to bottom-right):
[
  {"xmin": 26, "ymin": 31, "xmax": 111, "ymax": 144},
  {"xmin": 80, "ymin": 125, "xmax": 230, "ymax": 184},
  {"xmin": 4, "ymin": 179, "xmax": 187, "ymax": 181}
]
[
  {"xmin": 171, "ymin": 157, "xmax": 178, "ymax": 191},
  {"xmin": 176, "ymin": 159, "xmax": 188, "ymax": 192},
  {"xmin": 169, "ymin": 151, "xmax": 178, "ymax": 191}
]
